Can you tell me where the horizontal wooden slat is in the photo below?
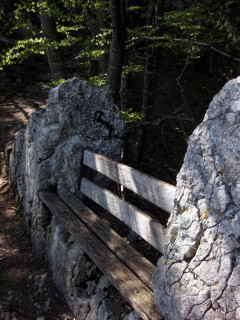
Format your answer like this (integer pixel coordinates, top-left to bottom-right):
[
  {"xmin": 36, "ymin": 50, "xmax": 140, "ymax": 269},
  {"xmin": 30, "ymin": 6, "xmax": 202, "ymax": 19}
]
[
  {"xmin": 83, "ymin": 149, "xmax": 176, "ymax": 214},
  {"xmin": 81, "ymin": 178, "xmax": 166, "ymax": 254},
  {"xmin": 39, "ymin": 191, "xmax": 162, "ymax": 320},
  {"xmin": 59, "ymin": 193, "xmax": 155, "ymax": 289}
]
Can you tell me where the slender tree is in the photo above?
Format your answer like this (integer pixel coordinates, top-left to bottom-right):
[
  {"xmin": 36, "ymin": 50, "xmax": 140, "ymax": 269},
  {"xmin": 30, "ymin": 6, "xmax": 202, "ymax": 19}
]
[
  {"xmin": 135, "ymin": 0, "xmax": 165, "ymax": 165},
  {"xmin": 142, "ymin": 0, "xmax": 165, "ymax": 118},
  {"xmin": 39, "ymin": 0, "xmax": 66, "ymax": 81},
  {"xmin": 105, "ymin": 0, "xmax": 127, "ymax": 102}
]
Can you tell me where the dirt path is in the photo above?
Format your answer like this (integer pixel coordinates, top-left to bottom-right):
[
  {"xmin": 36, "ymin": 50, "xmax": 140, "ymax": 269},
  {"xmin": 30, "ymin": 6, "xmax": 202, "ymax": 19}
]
[
  {"xmin": 0, "ymin": 80, "xmax": 48, "ymax": 150},
  {"xmin": 0, "ymin": 77, "xmax": 74, "ymax": 319}
]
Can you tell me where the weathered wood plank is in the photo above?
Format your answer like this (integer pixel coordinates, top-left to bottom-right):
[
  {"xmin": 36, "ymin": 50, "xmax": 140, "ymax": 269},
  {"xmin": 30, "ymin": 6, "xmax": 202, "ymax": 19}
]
[
  {"xmin": 59, "ymin": 193, "xmax": 155, "ymax": 289},
  {"xmin": 39, "ymin": 191, "xmax": 163, "ymax": 320},
  {"xmin": 81, "ymin": 178, "xmax": 166, "ymax": 254},
  {"xmin": 83, "ymin": 149, "xmax": 176, "ymax": 214}
]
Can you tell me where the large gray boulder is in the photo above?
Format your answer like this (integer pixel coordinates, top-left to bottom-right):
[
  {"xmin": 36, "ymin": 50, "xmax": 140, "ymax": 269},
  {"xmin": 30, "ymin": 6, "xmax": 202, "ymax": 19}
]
[
  {"xmin": 153, "ymin": 77, "xmax": 240, "ymax": 319},
  {"xmin": 8, "ymin": 78, "xmax": 125, "ymax": 319},
  {"xmin": 9, "ymin": 78, "xmax": 124, "ymax": 256}
]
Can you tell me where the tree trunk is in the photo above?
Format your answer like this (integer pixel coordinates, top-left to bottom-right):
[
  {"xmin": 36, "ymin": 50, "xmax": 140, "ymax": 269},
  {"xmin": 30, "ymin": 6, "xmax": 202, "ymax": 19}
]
[
  {"xmin": 96, "ymin": 7, "xmax": 109, "ymax": 75},
  {"xmin": 135, "ymin": 0, "xmax": 165, "ymax": 166},
  {"xmin": 105, "ymin": 0, "xmax": 127, "ymax": 102},
  {"xmin": 39, "ymin": 0, "xmax": 66, "ymax": 81},
  {"xmin": 142, "ymin": 0, "xmax": 165, "ymax": 117}
]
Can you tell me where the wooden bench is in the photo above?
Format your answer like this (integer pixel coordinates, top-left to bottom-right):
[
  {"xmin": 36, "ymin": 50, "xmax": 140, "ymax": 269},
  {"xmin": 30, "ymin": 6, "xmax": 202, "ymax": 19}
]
[{"xmin": 39, "ymin": 149, "xmax": 176, "ymax": 320}]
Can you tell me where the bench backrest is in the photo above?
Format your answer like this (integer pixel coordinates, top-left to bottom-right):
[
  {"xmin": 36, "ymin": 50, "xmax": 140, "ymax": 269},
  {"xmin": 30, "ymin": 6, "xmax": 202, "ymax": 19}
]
[{"xmin": 80, "ymin": 149, "xmax": 176, "ymax": 254}]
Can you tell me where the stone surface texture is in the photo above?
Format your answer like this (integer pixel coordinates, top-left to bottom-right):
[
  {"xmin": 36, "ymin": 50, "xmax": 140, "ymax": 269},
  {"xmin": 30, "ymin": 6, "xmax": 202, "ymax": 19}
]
[
  {"xmin": 7, "ymin": 78, "xmax": 128, "ymax": 319},
  {"xmin": 153, "ymin": 77, "xmax": 240, "ymax": 319}
]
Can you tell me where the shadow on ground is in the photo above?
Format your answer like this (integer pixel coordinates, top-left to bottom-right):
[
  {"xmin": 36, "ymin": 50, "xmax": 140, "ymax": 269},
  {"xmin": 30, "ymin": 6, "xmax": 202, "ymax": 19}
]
[{"xmin": 0, "ymin": 177, "xmax": 74, "ymax": 320}]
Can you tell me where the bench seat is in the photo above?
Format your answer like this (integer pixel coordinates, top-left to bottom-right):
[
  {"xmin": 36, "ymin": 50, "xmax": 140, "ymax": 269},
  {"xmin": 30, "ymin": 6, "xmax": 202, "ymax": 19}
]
[{"xmin": 39, "ymin": 190, "xmax": 163, "ymax": 320}]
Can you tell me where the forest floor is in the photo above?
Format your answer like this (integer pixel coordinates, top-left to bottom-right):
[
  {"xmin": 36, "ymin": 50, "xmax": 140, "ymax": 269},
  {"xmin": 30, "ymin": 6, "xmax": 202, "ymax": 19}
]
[{"xmin": 0, "ymin": 74, "xmax": 75, "ymax": 320}]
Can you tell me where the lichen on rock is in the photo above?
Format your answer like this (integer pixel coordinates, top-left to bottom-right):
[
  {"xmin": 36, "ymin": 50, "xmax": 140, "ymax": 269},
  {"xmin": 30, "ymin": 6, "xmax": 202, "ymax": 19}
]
[
  {"xmin": 7, "ymin": 78, "xmax": 126, "ymax": 319},
  {"xmin": 153, "ymin": 76, "xmax": 240, "ymax": 320}
]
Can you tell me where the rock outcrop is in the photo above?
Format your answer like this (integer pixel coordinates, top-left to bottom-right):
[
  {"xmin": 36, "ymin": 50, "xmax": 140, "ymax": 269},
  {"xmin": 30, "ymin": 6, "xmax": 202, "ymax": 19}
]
[
  {"xmin": 9, "ymin": 76, "xmax": 240, "ymax": 320},
  {"xmin": 7, "ymin": 78, "xmax": 129, "ymax": 319},
  {"xmin": 153, "ymin": 77, "xmax": 240, "ymax": 319},
  {"xmin": 9, "ymin": 77, "xmax": 124, "ymax": 255}
]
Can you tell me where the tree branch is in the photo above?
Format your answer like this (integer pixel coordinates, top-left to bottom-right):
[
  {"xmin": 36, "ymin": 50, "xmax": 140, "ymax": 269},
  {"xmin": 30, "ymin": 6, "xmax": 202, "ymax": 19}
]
[
  {"xmin": 123, "ymin": 114, "xmax": 197, "ymax": 136},
  {"xmin": 0, "ymin": 35, "xmax": 16, "ymax": 46},
  {"xmin": 140, "ymin": 115, "xmax": 196, "ymax": 125},
  {"xmin": 126, "ymin": 36, "xmax": 240, "ymax": 62}
]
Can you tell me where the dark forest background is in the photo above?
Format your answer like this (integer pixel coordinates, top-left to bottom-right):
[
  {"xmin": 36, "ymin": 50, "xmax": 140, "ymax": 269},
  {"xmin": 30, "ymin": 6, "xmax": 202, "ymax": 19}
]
[{"xmin": 1, "ymin": 0, "xmax": 240, "ymax": 184}]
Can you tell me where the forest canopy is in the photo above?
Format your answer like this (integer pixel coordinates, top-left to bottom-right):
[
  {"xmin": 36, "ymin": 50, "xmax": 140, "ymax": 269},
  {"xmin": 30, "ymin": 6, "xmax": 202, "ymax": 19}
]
[
  {"xmin": 1, "ymin": 1, "xmax": 239, "ymax": 80},
  {"xmin": 1, "ymin": 0, "xmax": 240, "ymax": 182}
]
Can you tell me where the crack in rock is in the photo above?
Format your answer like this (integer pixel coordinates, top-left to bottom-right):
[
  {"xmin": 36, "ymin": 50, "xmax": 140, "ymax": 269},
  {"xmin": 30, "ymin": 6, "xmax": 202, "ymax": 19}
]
[
  {"xmin": 153, "ymin": 76, "xmax": 240, "ymax": 319},
  {"xmin": 7, "ymin": 78, "xmax": 125, "ymax": 319}
]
